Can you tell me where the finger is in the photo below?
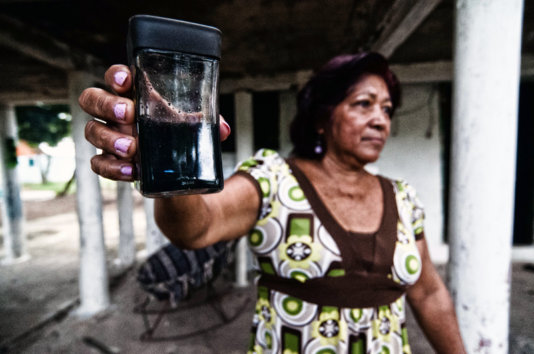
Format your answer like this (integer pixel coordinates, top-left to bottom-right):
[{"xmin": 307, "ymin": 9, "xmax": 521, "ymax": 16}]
[
  {"xmin": 85, "ymin": 120, "xmax": 137, "ymax": 159},
  {"xmin": 104, "ymin": 64, "xmax": 132, "ymax": 95},
  {"xmin": 90, "ymin": 153, "xmax": 135, "ymax": 182},
  {"xmin": 219, "ymin": 115, "xmax": 231, "ymax": 142},
  {"xmin": 78, "ymin": 87, "xmax": 134, "ymax": 124},
  {"xmin": 111, "ymin": 121, "xmax": 135, "ymax": 136}
]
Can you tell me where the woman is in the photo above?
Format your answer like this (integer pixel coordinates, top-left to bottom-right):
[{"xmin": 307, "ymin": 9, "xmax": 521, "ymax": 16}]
[{"xmin": 80, "ymin": 52, "xmax": 465, "ymax": 353}]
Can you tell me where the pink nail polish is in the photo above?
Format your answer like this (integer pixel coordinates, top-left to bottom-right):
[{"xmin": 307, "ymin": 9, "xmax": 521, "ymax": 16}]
[
  {"xmin": 114, "ymin": 103, "xmax": 126, "ymax": 120},
  {"xmin": 221, "ymin": 120, "xmax": 231, "ymax": 134},
  {"xmin": 114, "ymin": 71, "xmax": 128, "ymax": 86},
  {"xmin": 120, "ymin": 165, "xmax": 132, "ymax": 176},
  {"xmin": 114, "ymin": 138, "xmax": 131, "ymax": 154}
]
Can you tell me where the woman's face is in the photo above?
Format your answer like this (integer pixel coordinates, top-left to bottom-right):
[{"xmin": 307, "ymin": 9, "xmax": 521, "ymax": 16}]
[{"xmin": 323, "ymin": 74, "xmax": 393, "ymax": 167}]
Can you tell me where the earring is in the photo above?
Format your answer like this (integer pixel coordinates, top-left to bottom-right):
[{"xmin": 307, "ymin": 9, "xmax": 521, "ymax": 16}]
[{"xmin": 314, "ymin": 133, "xmax": 324, "ymax": 155}]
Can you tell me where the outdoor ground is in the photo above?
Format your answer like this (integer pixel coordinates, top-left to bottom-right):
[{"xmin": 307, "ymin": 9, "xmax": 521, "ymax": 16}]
[{"xmin": 0, "ymin": 186, "xmax": 533, "ymax": 353}]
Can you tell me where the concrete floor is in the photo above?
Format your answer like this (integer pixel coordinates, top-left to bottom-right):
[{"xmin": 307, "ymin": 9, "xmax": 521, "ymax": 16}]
[{"xmin": 0, "ymin": 191, "xmax": 533, "ymax": 353}]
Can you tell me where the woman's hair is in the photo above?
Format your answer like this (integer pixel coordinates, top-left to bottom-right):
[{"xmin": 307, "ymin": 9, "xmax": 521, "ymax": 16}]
[{"xmin": 289, "ymin": 51, "xmax": 401, "ymax": 159}]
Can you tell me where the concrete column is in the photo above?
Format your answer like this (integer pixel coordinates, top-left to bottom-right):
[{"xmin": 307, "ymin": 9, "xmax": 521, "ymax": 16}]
[
  {"xmin": 143, "ymin": 197, "xmax": 167, "ymax": 256},
  {"xmin": 116, "ymin": 181, "xmax": 135, "ymax": 268},
  {"xmin": 234, "ymin": 91, "xmax": 254, "ymax": 163},
  {"xmin": 68, "ymin": 71, "xmax": 109, "ymax": 316},
  {"xmin": 234, "ymin": 90, "xmax": 254, "ymax": 287},
  {"xmin": 279, "ymin": 89, "xmax": 297, "ymax": 158},
  {"xmin": 448, "ymin": 0, "xmax": 524, "ymax": 352},
  {"xmin": 0, "ymin": 104, "xmax": 27, "ymax": 264}
]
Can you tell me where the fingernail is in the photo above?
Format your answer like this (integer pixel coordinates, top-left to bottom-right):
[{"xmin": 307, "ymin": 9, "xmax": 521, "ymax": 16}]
[
  {"xmin": 114, "ymin": 103, "xmax": 126, "ymax": 120},
  {"xmin": 114, "ymin": 71, "xmax": 128, "ymax": 86},
  {"xmin": 120, "ymin": 165, "xmax": 132, "ymax": 176},
  {"xmin": 114, "ymin": 138, "xmax": 131, "ymax": 154}
]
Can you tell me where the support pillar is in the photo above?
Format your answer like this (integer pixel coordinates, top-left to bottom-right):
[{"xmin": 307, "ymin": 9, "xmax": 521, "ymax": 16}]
[
  {"xmin": 143, "ymin": 197, "xmax": 167, "ymax": 256},
  {"xmin": 0, "ymin": 104, "xmax": 27, "ymax": 263},
  {"xmin": 279, "ymin": 89, "xmax": 297, "ymax": 158},
  {"xmin": 448, "ymin": 0, "xmax": 524, "ymax": 352},
  {"xmin": 116, "ymin": 181, "xmax": 135, "ymax": 268},
  {"xmin": 234, "ymin": 90, "xmax": 254, "ymax": 287},
  {"xmin": 69, "ymin": 71, "xmax": 109, "ymax": 316}
]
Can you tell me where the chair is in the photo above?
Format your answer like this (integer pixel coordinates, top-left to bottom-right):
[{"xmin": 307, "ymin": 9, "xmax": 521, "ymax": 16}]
[{"xmin": 133, "ymin": 240, "xmax": 250, "ymax": 341}]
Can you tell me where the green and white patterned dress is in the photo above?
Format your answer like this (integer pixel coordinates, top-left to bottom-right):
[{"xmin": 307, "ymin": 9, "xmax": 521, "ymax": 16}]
[{"xmin": 235, "ymin": 149, "xmax": 425, "ymax": 354}]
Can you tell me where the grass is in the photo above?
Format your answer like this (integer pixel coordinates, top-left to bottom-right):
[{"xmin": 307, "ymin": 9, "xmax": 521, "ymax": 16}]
[
  {"xmin": 23, "ymin": 181, "xmax": 75, "ymax": 195},
  {"xmin": 22, "ymin": 177, "xmax": 120, "ymax": 196}
]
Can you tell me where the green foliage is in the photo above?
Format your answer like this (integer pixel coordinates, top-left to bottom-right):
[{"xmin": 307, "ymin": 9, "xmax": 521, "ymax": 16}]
[
  {"xmin": 23, "ymin": 181, "xmax": 76, "ymax": 195},
  {"xmin": 5, "ymin": 137, "xmax": 17, "ymax": 168},
  {"xmin": 15, "ymin": 104, "xmax": 71, "ymax": 147}
]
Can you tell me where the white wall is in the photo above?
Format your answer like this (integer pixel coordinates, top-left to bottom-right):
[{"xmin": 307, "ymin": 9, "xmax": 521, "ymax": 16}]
[
  {"xmin": 369, "ymin": 83, "xmax": 448, "ymax": 262},
  {"xmin": 17, "ymin": 156, "xmax": 43, "ymax": 184}
]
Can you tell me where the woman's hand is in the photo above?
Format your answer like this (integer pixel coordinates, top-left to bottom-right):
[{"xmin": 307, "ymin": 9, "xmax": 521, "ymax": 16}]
[
  {"xmin": 79, "ymin": 65, "xmax": 137, "ymax": 181},
  {"xmin": 78, "ymin": 64, "xmax": 231, "ymax": 182}
]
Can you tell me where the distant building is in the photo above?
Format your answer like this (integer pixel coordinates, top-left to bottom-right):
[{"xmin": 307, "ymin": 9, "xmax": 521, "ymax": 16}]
[{"xmin": 16, "ymin": 138, "xmax": 75, "ymax": 184}]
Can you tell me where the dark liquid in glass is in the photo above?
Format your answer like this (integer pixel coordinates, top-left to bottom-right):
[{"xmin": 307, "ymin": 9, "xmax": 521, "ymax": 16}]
[{"xmin": 136, "ymin": 118, "xmax": 223, "ymax": 196}]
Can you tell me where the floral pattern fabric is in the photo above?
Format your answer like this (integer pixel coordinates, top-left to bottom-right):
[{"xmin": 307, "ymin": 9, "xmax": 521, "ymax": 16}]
[{"xmin": 236, "ymin": 149, "xmax": 425, "ymax": 354}]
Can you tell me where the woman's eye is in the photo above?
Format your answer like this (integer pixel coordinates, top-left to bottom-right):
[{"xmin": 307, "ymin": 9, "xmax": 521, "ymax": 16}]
[
  {"xmin": 383, "ymin": 106, "xmax": 393, "ymax": 115},
  {"xmin": 354, "ymin": 99, "xmax": 371, "ymax": 108}
]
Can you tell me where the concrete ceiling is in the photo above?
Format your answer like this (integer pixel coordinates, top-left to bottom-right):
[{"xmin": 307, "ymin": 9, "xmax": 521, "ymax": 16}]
[{"xmin": 0, "ymin": 0, "xmax": 533, "ymax": 102}]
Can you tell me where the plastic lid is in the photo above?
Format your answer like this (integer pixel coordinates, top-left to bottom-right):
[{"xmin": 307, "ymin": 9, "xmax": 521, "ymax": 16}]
[{"xmin": 127, "ymin": 15, "xmax": 221, "ymax": 64}]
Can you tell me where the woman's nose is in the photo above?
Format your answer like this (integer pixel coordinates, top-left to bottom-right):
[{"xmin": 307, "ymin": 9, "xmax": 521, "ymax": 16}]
[{"xmin": 370, "ymin": 105, "xmax": 389, "ymax": 129}]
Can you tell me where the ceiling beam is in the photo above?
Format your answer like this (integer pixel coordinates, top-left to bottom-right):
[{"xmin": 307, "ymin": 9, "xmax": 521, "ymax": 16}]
[
  {"xmin": 218, "ymin": 62, "xmax": 451, "ymax": 93},
  {"xmin": 0, "ymin": 14, "xmax": 106, "ymax": 81},
  {"xmin": 2, "ymin": 57, "xmax": 532, "ymax": 102},
  {"xmin": 220, "ymin": 70, "xmax": 313, "ymax": 94},
  {"xmin": 391, "ymin": 55, "xmax": 534, "ymax": 83},
  {"xmin": 370, "ymin": 0, "xmax": 442, "ymax": 58},
  {"xmin": 391, "ymin": 61, "xmax": 452, "ymax": 83},
  {"xmin": 219, "ymin": 57, "xmax": 534, "ymax": 93}
]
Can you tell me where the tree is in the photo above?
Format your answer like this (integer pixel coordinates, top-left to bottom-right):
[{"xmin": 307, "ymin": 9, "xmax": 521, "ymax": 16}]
[{"xmin": 15, "ymin": 104, "xmax": 71, "ymax": 184}]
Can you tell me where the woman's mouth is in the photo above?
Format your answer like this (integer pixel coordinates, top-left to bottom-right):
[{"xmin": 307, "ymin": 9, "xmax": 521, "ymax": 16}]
[{"xmin": 361, "ymin": 136, "xmax": 385, "ymax": 144}]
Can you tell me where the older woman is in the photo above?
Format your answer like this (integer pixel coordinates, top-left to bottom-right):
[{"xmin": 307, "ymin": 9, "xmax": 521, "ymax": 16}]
[{"xmin": 80, "ymin": 52, "xmax": 465, "ymax": 353}]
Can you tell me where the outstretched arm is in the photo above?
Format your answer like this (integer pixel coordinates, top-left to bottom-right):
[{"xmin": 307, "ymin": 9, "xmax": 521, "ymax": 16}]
[
  {"xmin": 154, "ymin": 173, "xmax": 260, "ymax": 249},
  {"xmin": 407, "ymin": 238, "xmax": 466, "ymax": 353}
]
